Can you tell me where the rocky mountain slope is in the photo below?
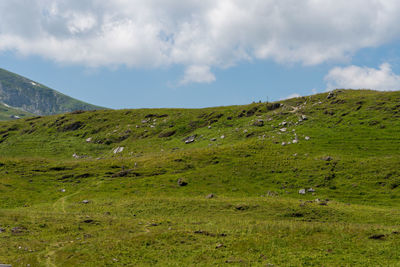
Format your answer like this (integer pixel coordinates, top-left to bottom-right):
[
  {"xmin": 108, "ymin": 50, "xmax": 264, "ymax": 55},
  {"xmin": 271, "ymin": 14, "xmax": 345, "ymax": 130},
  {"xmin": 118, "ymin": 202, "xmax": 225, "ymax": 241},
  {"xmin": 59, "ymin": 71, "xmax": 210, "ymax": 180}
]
[{"xmin": 0, "ymin": 68, "xmax": 104, "ymax": 116}]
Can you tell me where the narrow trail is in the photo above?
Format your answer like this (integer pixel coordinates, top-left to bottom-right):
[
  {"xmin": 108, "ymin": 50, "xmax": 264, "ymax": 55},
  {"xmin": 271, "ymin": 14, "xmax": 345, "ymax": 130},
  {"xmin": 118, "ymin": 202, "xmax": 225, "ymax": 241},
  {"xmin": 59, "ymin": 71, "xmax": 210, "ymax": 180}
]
[{"xmin": 37, "ymin": 180, "xmax": 105, "ymax": 266}]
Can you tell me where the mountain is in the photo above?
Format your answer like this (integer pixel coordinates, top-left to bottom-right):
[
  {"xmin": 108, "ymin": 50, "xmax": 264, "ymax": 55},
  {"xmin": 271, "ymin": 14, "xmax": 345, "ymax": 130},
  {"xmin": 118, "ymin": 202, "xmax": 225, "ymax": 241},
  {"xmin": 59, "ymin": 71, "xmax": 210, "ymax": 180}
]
[
  {"xmin": 0, "ymin": 89, "xmax": 399, "ymax": 266},
  {"xmin": 0, "ymin": 68, "xmax": 104, "ymax": 116}
]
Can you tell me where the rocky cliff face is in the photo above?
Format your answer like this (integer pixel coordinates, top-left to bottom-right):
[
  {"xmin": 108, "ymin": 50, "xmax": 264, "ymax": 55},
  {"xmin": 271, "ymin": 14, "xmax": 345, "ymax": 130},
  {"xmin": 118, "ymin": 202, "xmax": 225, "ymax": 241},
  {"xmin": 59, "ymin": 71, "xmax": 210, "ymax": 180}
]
[{"xmin": 0, "ymin": 68, "xmax": 103, "ymax": 115}]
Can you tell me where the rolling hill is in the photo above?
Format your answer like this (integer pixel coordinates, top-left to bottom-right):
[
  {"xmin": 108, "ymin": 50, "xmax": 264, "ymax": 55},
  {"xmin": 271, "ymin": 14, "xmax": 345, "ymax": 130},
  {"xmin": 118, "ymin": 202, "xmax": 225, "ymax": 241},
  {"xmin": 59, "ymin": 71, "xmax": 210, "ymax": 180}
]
[
  {"xmin": 0, "ymin": 89, "xmax": 399, "ymax": 266},
  {"xmin": 0, "ymin": 68, "xmax": 104, "ymax": 116}
]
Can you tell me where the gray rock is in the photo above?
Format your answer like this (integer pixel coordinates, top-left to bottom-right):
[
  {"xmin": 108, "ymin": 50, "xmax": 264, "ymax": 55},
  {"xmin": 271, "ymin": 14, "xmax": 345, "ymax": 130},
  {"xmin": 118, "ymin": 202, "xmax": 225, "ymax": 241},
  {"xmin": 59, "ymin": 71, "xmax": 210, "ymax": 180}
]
[
  {"xmin": 177, "ymin": 178, "xmax": 188, "ymax": 186},
  {"xmin": 206, "ymin": 193, "xmax": 215, "ymax": 199},
  {"xmin": 253, "ymin": 119, "xmax": 264, "ymax": 127},
  {"xmin": 86, "ymin": 137, "xmax": 92, "ymax": 143},
  {"xmin": 298, "ymin": 189, "xmax": 306, "ymax": 194},
  {"xmin": 307, "ymin": 188, "xmax": 315, "ymax": 193},
  {"xmin": 301, "ymin": 115, "xmax": 308, "ymax": 120},
  {"xmin": 305, "ymin": 136, "xmax": 310, "ymax": 140},
  {"xmin": 183, "ymin": 135, "xmax": 197, "ymax": 144},
  {"xmin": 82, "ymin": 200, "xmax": 90, "ymax": 204},
  {"xmin": 113, "ymin": 147, "xmax": 124, "ymax": 154},
  {"xmin": 327, "ymin": 92, "xmax": 335, "ymax": 99},
  {"xmin": 322, "ymin": 156, "xmax": 333, "ymax": 161},
  {"xmin": 210, "ymin": 138, "xmax": 217, "ymax": 142},
  {"xmin": 0, "ymin": 228, "xmax": 5, "ymax": 233}
]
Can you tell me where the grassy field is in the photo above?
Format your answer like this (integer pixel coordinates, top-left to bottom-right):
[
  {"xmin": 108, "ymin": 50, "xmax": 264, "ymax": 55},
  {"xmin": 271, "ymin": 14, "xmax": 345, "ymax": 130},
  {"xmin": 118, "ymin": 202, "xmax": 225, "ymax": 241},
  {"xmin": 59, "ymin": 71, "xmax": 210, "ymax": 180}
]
[{"xmin": 0, "ymin": 89, "xmax": 400, "ymax": 266}]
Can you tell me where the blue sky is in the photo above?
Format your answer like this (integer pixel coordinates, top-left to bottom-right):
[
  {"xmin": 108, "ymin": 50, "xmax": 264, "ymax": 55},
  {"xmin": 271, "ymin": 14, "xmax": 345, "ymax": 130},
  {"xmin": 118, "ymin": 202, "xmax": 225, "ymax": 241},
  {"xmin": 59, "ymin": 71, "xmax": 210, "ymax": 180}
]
[{"xmin": 1, "ymin": 1, "xmax": 400, "ymax": 109}]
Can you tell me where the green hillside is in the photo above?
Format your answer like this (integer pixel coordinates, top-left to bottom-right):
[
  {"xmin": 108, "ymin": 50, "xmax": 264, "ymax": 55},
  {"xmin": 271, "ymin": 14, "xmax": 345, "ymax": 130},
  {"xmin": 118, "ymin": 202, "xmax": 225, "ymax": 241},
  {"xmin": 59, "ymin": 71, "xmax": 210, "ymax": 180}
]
[
  {"xmin": 0, "ymin": 102, "xmax": 34, "ymax": 121},
  {"xmin": 0, "ymin": 89, "xmax": 400, "ymax": 266},
  {"xmin": 0, "ymin": 68, "xmax": 104, "ymax": 116}
]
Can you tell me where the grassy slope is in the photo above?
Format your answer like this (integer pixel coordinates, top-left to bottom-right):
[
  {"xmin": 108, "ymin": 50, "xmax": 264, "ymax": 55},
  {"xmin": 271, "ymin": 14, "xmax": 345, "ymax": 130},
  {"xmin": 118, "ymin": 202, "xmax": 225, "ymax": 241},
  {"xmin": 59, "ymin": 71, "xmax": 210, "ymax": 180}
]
[
  {"xmin": 0, "ymin": 103, "xmax": 34, "ymax": 121},
  {"xmin": 0, "ymin": 89, "xmax": 400, "ymax": 266}
]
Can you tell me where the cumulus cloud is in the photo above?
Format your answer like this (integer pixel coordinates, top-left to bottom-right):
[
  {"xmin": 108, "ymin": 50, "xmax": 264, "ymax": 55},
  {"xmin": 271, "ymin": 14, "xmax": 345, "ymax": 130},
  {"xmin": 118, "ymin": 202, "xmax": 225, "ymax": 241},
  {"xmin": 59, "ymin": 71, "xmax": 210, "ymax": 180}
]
[
  {"xmin": 180, "ymin": 65, "xmax": 216, "ymax": 85},
  {"xmin": 1, "ymin": 0, "xmax": 400, "ymax": 84},
  {"xmin": 325, "ymin": 63, "xmax": 400, "ymax": 91}
]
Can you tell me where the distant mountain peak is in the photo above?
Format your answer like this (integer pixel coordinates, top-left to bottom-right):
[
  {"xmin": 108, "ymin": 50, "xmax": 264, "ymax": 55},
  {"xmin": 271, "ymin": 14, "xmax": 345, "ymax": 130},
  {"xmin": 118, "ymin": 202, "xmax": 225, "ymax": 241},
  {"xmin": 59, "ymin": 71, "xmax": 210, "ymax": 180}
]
[{"xmin": 0, "ymin": 68, "xmax": 105, "ymax": 116}]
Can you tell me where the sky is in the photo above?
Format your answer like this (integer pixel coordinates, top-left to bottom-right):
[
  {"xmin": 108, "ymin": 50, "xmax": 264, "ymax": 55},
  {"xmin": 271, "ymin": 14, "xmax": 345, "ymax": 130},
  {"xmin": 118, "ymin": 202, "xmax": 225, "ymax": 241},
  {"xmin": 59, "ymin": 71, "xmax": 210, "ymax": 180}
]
[{"xmin": 1, "ymin": 0, "xmax": 400, "ymax": 109}]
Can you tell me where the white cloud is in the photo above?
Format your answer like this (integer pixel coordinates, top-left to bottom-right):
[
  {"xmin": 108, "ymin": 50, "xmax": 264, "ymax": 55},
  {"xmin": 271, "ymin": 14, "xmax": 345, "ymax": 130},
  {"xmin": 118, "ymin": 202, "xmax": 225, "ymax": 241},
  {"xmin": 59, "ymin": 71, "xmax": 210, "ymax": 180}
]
[
  {"xmin": 281, "ymin": 93, "xmax": 301, "ymax": 100},
  {"xmin": 1, "ymin": 0, "xmax": 400, "ymax": 84},
  {"xmin": 180, "ymin": 65, "xmax": 216, "ymax": 85},
  {"xmin": 325, "ymin": 63, "xmax": 400, "ymax": 91}
]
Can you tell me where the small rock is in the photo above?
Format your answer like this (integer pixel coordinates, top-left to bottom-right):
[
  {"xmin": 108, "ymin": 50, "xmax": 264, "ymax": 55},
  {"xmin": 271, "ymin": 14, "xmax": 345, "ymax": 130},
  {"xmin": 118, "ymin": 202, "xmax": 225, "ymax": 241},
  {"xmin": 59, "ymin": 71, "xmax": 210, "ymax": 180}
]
[
  {"xmin": 82, "ymin": 200, "xmax": 90, "ymax": 204},
  {"xmin": 177, "ymin": 178, "xmax": 188, "ymax": 186},
  {"xmin": 253, "ymin": 119, "xmax": 264, "ymax": 127},
  {"xmin": 183, "ymin": 135, "xmax": 197, "ymax": 144},
  {"xmin": 327, "ymin": 92, "xmax": 335, "ymax": 99},
  {"xmin": 322, "ymin": 156, "xmax": 333, "ymax": 161},
  {"xmin": 60, "ymin": 189, "xmax": 66, "ymax": 193},
  {"xmin": 292, "ymin": 139, "xmax": 298, "ymax": 144},
  {"xmin": 305, "ymin": 136, "xmax": 310, "ymax": 140},
  {"xmin": 298, "ymin": 189, "xmax": 306, "ymax": 194},
  {"xmin": 279, "ymin": 128, "xmax": 287, "ymax": 132},
  {"xmin": 11, "ymin": 226, "xmax": 27, "ymax": 234},
  {"xmin": 86, "ymin": 137, "xmax": 92, "ymax": 143},
  {"xmin": 208, "ymin": 126, "xmax": 212, "ymax": 129},
  {"xmin": 307, "ymin": 188, "xmax": 315, "ymax": 193},
  {"xmin": 0, "ymin": 227, "xmax": 5, "ymax": 233},
  {"xmin": 216, "ymin": 243, "xmax": 225, "ymax": 249},
  {"xmin": 301, "ymin": 115, "xmax": 308, "ymax": 120},
  {"xmin": 113, "ymin": 147, "xmax": 124, "ymax": 154},
  {"xmin": 220, "ymin": 135, "xmax": 225, "ymax": 139},
  {"xmin": 210, "ymin": 138, "xmax": 217, "ymax": 142},
  {"xmin": 206, "ymin": 193, "xmax": 215, "ymax": 199},
  {"xmin": 281, "ymin": 142, "xmax": 287, "ymax": 146}
]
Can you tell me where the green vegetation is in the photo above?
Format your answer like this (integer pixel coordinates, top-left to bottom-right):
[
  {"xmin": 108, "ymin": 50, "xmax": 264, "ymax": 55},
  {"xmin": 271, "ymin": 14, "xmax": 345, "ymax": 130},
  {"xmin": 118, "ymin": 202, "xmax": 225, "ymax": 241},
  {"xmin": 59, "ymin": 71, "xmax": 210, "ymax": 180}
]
[
  {"xmin": 0, "ymin": 103, "xmax": 34, "ymax": 121},
  {"xmin": 0, "ymin": 89, "xmax": 399, "ymax": 266},
  {"xmin": 0, "ymin": 68, "xmax": 104, "ymax": 116}
]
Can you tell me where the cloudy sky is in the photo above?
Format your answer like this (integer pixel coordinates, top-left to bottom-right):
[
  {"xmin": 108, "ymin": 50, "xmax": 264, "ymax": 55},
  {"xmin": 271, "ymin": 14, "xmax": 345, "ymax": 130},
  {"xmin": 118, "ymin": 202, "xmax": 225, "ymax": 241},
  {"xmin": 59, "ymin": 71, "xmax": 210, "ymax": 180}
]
[{"xmin": 1, "ymin": 0, "xmax": 400, "ymax": 108}]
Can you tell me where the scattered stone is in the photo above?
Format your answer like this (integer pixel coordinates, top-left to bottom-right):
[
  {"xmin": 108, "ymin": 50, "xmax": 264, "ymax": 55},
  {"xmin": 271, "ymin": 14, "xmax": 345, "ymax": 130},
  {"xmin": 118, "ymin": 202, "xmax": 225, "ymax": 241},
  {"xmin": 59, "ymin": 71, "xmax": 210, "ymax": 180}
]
[
  {"xmin": 292, "ymin": 139, "xmax": 298, "ymax": 144},
  {"xmin": 113, "ymin": 147, "xmax": 124, "ymax": 154},
  {"xmin": 10, "ymin": 115, "xmax": 21, "ymax": 119},
  {"xmin": 281, "ymin": 142, "xmax": 287, "ymax": 146},
  {"xmin": 183, "ymin": 135, "xmax": 197, "ymax": 144},
  {"xmin": 301, "ymin": 115, "xmax": 308, "ymax": 120},
  {"xmin": 327, "ymin": 92, "xmax": 335, "ymax": 99},
  {"xmin": 305, "ymin": 136, "xmax": 310, "ymax": 140},
  {"xmin": 307, "ymin": 188, "xmax": 315, "ymax": 193},
  {"xmin": 177, "ymin": 178, "xmax": 188, "ymax": 186},
  {"xmin": 279, "ymin": 128, "xmax": 287, "ymax": 132},
  {"xmin": 216, "ymin": 243, "xmax": 225, "ymax": 249},
  {"xmin": 86, "ymin": 137, "xmax": 92, "ymax": 143},
  {"xmin": 253, "ymin": 119, "xmax": 264, "ymax": 127},
  {"xmin": 322, "ymin": 156, "xmax": 333, "ymax": 161},
  {"xmin": 220, "ymin": 135, "xmax": 225, "ymax": 139},
  {"xmin": 206, "ymin": 193, "xmax": 215, "ymax": 199},
  {"xmin": 298, "ymin": 189, "xmax": 306, "ymax": 194},
  {"xmin": 82, "ymin": 200, "xmax": 90, "ymax": 204},
  {"xmin": 208, "ymin": 126, "xmax": 212, "ymax": 129},
  {"xmin": 0, "ymin": 228, "xmax": 5, "ymax": 233},
  {"xmin": 60, "ymin": 189, "xmax": 66, "ymax": 193},
  {"xmin": 82, "ymin": 219, "xmax": 94, "ymax": 224},
  {"xmin": 11, "ymin": 226, "xmax": 27, "ymax": 234},
  {"xmin": 210, "ymin": 138, "xmax": 217, "ymax": 142}
]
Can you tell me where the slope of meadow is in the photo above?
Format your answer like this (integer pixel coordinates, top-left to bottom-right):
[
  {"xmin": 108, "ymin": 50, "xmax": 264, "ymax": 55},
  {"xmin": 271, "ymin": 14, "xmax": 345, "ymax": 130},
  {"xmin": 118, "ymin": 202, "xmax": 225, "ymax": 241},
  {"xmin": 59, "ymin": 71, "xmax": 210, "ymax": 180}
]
[{"xmin": 0, "ymin": 89, "xmax": 400, "ymax": 266}]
